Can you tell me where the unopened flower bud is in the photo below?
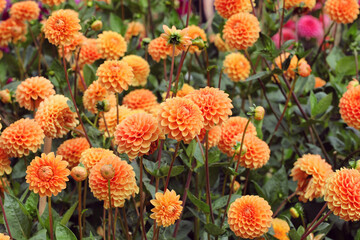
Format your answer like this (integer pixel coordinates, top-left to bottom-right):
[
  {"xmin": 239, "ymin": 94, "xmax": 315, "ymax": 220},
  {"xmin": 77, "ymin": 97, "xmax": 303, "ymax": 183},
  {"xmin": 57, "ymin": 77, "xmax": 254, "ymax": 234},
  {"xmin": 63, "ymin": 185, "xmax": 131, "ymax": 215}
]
[
  {"xmin": 142, "ymin": 38, "xmax": 151, "ymax": 47},
  {"xmin": 234, "ymin": 143, "xmax": 247, "ymax": 156},
  {"xmin": 87, "ymin": 1, "xmax": 93, "ymax": 7},
  {"xmin": 96, "ymin": 99, "xmax": 111, "ymax": 112},
  {"xmin": 0, "ymin": 89, "xmax": 11, "ymax": 104},
  {"xmin": 192, "ymin": 37, "xmax": 207, "ymax": 50},
  {"xmin": 254, "ymin": 106, "xmax": 265, "ymax": 121},
  {"xmin": 100, "ymin": 164, "xmax": 115, "ymax": 180},
  {"xmin": 290, "ymin": 207, "xmax": 300, "ymax": 218},
  {"xmin": 232, "ymin": 181, "xmax": 240, "ymax": 193},
  {"xmin": 91, "ymin": 20, "xmax": 103, "ymax": 31},
  {"xmin": 298, "ymin": 59, "xmax": 312, "ymax": 77},
  {"xmin": 71, "ymin": 166, "xmax": 88, "ymax": 181},
  {"xmin": 355, "ymin": 160, "xmax": 360, "ymax": 171},
  {"xmin": 347, "ymin": 79, "xmax": 359, "ymax": 90}
]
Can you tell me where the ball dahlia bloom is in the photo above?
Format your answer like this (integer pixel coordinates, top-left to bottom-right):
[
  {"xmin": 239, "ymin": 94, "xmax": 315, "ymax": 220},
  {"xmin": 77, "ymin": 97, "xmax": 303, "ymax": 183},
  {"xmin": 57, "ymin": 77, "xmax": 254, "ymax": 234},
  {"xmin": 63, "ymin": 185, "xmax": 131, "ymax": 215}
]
[
  {"xmin": 97, "ymin": 31, "xmax": 127, "ymax": 60},
  {"xmin": 198, "ymin": 126, "xmax": 222, "ymax": 148},
  {"xmin": 324, "ymin": 168, "xmax": 360, "ymax": 221},
  {"xmin": 0, "ymin": 89, "xmax": 11, "ymax": 103},
  {"xmin": 83, "ymin": 81, "xmax": 116, "ymax": 114},
  {"xmin": 223, "ymin": 52, "xmax": 251, "ymax": 82},
  {"xmin": 80, "ymin": 148, "xmax": 115, "ymax": 171},
  {"xmin": 89, "ymin": 155, "xmax": 139, "ymax": 208},
  {"xmin": 96, "ymin": 60, "xmax": 134, "ymax": 93},
  {"xmin": 0, "ymin": 118, "xmax": 44, "ymax": 158},
  {"xmin": 187, "ymin": 25, "xmax": 207, "ymax": 54},
  {"xmin": 9, "ymin": 1, "xmax": 40, "ymax": 21},
  {"xmin": 115, "ymin": 112, "xmax": 163, "ymax": 160},
  {"xmin": 214, "ymin": 0, "xmax": 255, "ymax": 19},
  {"xmin": 347, "ymin": 79, "xmax": 359, "ymax": 90},
  {"xmin": 26, "ymin": 152, "xmax": 70, "ymax": 197},
  {"xmin": 0, "ymin": 148, "xmax": 12, "ymax": 176},
  {"xmin": 218, "ymin": 116, "xmax": 257, "ymax": 157},
  {"xmin": 150, "ymin": 189, "xmax": 183, "ymax": 227},
  {"xmin": 122, "ymin": 55, "xmax": 150, "ymax": 87},
  {"xmin": 122, "ymin": 89, "xmax": 158, "ymax": 112},
  {"xmin": 124, "ymin": 21, "xmax": 146, "ymax": 42},
  {"xmin": 223, "ymin": 12, "xmax": 260, "ymax": 50},
  {"xmin": 79, "ymin": 38, "xmax": 102, "ymax": 66},
  {"xmin": 163, "ymin": 83, "xmax": 195, "ymax": 99},
  {"xmin": 15, "ymin": 76, "xmax": 55, "ymax": 111},
  {"xmin": 185, "ymin": 87, "xmax": 233, "ymax": 130},
  {"xmin": 148, "ymin": 37, "xmax": 181, "ymax": 62},
  {"xmin": 228, "ymin": 195, "xmax": 273, "ymax": 239},
  {"xmin": 0, "ymin": 18, "xmax": 27, "ymax": 47},
  {"xmin": 98, "ymin": 105, "xmax": 135, "ymax": 137},
  {"xmin": 56, "ymin": 138, "xmax": 90, "ymax": 169},
  {"xmin": 298, "ymin": 15, "xmax": 323, "ymax": 40},
  {"xmin": 158, "ymin": 97, "xmax": 204, "ymax": 143},
  {"xmin": 43, "ymin": 9, "xmax": 81, "ymax": 46},
  {"xmin": 272, "ymin": 28, "xmax": 296, "ymax": 49},
  {"xmin": 161, "ymin": 25, "xmax": 192, "ymax": 52},
  {"xmin": 285, "ymin": 0, "xmax": 316, "ymax": 10},
  {"xmin": 339, "ymin": 85, "xmax": 360, "ymax": 129},
  {"xmin": 272, "ymin": 218, "xmax": 290, "ymax": 240},
  {"xmin": 35, "ymin": 94, "xmax": 79, "ymax": 138},
  {"xmin": 214, "ymin": 33, "xmax": 233, "ymax": 52},
  {"xmin": 291, "ymin": 154, "xmax": 333, "ymax": 202},
  {"xmin": 41, "ymin": 0, "xmax": 65, "ymax": 6},
  {"xmin": 325, "ymin": 0, "xmax": 359, "ymax": 24}
]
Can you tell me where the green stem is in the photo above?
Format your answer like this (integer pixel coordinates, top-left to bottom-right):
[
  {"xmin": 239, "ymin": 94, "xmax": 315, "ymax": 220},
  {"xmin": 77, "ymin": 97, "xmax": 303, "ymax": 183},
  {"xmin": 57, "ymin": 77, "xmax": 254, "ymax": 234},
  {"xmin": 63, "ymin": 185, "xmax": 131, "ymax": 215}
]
[{"xmin": 78, "ymin": 182, "xmax": 83, "ymax": 240}]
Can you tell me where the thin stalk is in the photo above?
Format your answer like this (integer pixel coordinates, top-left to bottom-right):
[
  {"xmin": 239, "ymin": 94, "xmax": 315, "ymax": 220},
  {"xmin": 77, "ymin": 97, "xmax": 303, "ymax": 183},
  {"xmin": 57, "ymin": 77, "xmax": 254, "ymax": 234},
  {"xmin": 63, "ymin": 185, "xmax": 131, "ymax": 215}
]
[
  {"xmin": 121, "ymin": 208, "xmax": 131, "ymax": 240},
  {"xmin": 218, "ymin": 69, "xmax": 223, "ymax": 89},
  {"xmin": 242, "ymin": 169, "xmax": 251, "ymax": 195},
  {"xmin": 272, "ymin": 191, "xmax": 298, "ymax": 218},
  {"xmin": 78, "ymin": 182, "xmax": 83, "ymax": 240},
  {"xmin": 301, "ymin": 211, "xmax": 332, "ymax": 240},
  {"xmin": 147, "ymin": 0, "xmax": 155, "ymax": 38},
  {"xmin": 163, "ymin": 59, "xmax": 168, "ymax": 81},
  {"xmin": 116, "ymin": 93, "xmax": 119, "ymax": 125},
  {"xmin": 204, "ymin": 132, "xmax": 215, "ymax": 223},
  {"xmin": 0, "ymin": 195, "xmax": 12, "ymax": 238},
  {"xmin": 164, "ymin": 142, "xmax": 181, "ymax": 190},
  {"xmin": 108, "ymin": 180, "xmax": 115, "ymax": 240},
  {"xmin": 165, "ymin": 45, "xmax": 176, "ymax": 99},
  {"xmin": 305, "ymin": 203, "xmax": 327, "ymax": 233},
  {"xmin": 82, "ymin": 178, "xmax": 88, "ymax": 232},
  {"xmin": 103, "ymin": 208, "xmax": 106, "ymax": 240},
  {"xmin": 311, "ymin": 22, "xmax": 335, "ymax": 65},
  {"xmin": 204, "ymin": 49, "xmax": 210, "ymax": 86},
  {"xmin": 48, "ymin": 197, "xmax": 54, "ymax": 240},
  {"xmin": 15, "ymin": 45, "xmax": 26, "ymax": 80},
  {"xmin": 185, "ymin": 0, "xmax": 192, "ymax": 27},
  {"xmin": 139, "ymin": 156, "xmax": 147, "ymax": 240},
  {"xmin": 173, "ymin": 46, "xmax": 190, "ymax": 96}
]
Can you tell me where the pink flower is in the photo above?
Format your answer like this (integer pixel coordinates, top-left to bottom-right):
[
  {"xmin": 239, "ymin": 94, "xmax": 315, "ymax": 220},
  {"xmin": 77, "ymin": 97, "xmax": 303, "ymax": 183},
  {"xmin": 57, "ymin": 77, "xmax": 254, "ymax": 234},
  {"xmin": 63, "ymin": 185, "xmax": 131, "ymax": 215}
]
[
  {"xmin": 298, "ymin": 15, "xmax": 323, "ymax": 40},
  {"xmin": 284, "ymin": 20, "xmax": 296, "ymax": 31},
  {"xmin": 272, "ymin": 28, "xmax": 296, "ymax": 48}
]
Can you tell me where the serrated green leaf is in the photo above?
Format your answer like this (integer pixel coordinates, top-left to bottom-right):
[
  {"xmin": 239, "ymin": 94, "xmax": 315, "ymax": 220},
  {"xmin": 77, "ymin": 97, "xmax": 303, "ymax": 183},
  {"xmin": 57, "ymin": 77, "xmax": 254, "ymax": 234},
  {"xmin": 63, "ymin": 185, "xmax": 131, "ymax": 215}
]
[
  {"xmin": 66, "ymin": 99, "xmax": 76, "ymax": 112},
  {"xmin": 159, "ymin": 165, "xmax": 184, "ymax": 177},
  {"xmin": 309, "ymin": 91, "xmax": 317, "ymax": 115},
  {"xmin": 187, "ymin": 190, "xmax": 210, "ymax": 214},
  {"xmin": 60, "ymin": 201, "xmax": 78, "ymax": 226},
  {"xmin": 82, "ymin": 64, "xmax": 96, "ymax": 86}
]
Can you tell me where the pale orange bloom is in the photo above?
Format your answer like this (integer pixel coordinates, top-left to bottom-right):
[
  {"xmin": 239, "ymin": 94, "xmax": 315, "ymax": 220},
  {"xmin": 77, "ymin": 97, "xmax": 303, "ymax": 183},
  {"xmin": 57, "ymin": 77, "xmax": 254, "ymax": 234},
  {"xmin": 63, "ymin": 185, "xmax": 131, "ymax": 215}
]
[
  {"xmin": 125, "ymin": 21, "xmax": 146, "ymax": 42},
  {"xmin": 272, "ymin": 218, "xmax": 290, "ymax": 240},
  {"xmin": 214, "ymin": 33, "xmax": 233, "ymax": 52},
  {"xmin": 161, "ymin": 25, "xmax": 192, "ymax": 52},
  {"xmin": 223, "ymin": 52, "xmax": 251, "ymax": 82},
  {"xmin": 122, "ymin": 55, "xmax": 150, "ymax": 87},
  {"xmin": 274, "ymin": 53, "xmax": 299, "ymax": 80},
  {"xmin": 98, "ymin": 105, "xmax": 135, "ymax": 137},
  {"xmin": 83, "ymin": 81, "xmax": 116, "ymax": 114},
  {"xmin": 314, "ymin": 77, "xmax": 326, "ymax": 88},
  {"xmin": 198, "ymin": 126, "xmax": 222, "ymax": 148},
  {"xmin": 80, "ymin": 148, "xmax": 115, "ymax": 171},
  {"xmin": 0, "ymin": 148, "xmax": 12, "ymax": 176},
  {"xmin": 285, "ymin": 0, "xmax": 316, "ymax": 10},
  {"xmin": 0, "ymin": 0, "xmax": 6, "ymax": 14},
  {"xmin": 41, "ymin": 0, "xmax": 65, "ymax": 6},
  {"xmin": 339, "ymin": 85, "xmax": 360, "ymax": 129},
  {"xmin": 325, "ymin": 0, "xmax": 359, "ymax": 24},
  {"xmin": 10, "ymin": 1, "xmax": 40, "ymax": 21},
  {"xmin": 0, "ymin": 89, "xmax": 11, "ymax": 103},
  {"xmin": 122, "ymin": 89, "xmax": 158, "ymax": 112},
  {"xmin": 148, "ymin": 37, "xmax": 181, "ymax": 62},
  {"xmin": 0, "ymin": 233, "xmax": 10, "ymax": 240},
  {"xmin": 214, "ymin": 0, "xmax": 255, "ymax": 19},
  {"xmin": 187, "ymin": 25, "xmax": 207, "ymax": 54},
  {"xmin": 97, "ymin": 31, "xmax": 127, "ymax": 60},
  {"xmin": 0, "ymin": 18, "xmax": 27, "ymax": 47},
  {"xmin": 56, "ymin": 138, "xmax": 90, "ymax": 169},
  {"xmin": 79, "ymin": 38, "xmax": 102, "ymax": 66}
]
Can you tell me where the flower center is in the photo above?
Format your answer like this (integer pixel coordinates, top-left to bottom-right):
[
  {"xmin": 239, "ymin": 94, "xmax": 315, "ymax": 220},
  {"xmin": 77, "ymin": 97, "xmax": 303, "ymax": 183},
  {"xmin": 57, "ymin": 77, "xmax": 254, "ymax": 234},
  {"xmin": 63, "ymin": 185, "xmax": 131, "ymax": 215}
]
[
  {"xmin": 55, "ymin": 19, "xmax": 65, "ymax": 27},
  {"xmin": 38, "ymin": 166, "xmax": 54, "ymax": 181}
]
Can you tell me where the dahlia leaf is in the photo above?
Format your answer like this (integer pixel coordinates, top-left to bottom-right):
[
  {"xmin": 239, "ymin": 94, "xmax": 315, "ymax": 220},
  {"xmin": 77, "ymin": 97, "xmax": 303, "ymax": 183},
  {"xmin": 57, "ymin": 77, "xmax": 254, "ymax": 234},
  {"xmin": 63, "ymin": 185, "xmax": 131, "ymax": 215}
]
[
  {"xmin": 29, "ymin": 229, "xmax": 47, "ymax": 240},
  {"xmin": 312, "ymin": 93, "xmax": 333, "ymax": 117},
  {"xmin": 204, "ymin": 223, "xmax": 225, "ymax": 236},
  {"xmin": 55, "ymin": 223, "xmax": 77, "ymax": 240},
  {"xmin": 60, "ymin": 201, "xmax": 78, "ymax": 226},
  {"xmin": 187, "ymin": 190, "xmax": 210, "ymax": 214}
]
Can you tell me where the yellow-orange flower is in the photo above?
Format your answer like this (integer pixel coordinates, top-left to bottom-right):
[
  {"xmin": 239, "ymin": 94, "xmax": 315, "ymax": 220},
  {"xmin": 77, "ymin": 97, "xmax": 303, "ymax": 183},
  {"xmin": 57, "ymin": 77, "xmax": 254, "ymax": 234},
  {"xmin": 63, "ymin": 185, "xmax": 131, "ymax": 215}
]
[
  {"xmin": 0, "ymin": 118, "xmax": 44, "ymax": 158},
  {"xmin": 96, "ymin": 60, "xmax": 134, "ymax": 93},
  {"xmin": 0, "ymin": 18, "xmax": 27, "ymax": 47},
  {"xmin": 35, "ymin": 94, "xmax": 79, "ymax": 138},
  {"xmin": 324, "ymin": 168, "xmax": 360, "ymax": 221},
  {"xmin": 198, "ymin": 126, "xmax": 222, "ymax": 148},
  {"xmin": 0, "ymin": 89, "xmax": 11, "ymax": 103},
  {"xmin": 291, "ymin": 154, "xmax": 333, "ymax": 202},
  {"xmin": 0, "ymin": 0, "xmax": 6, "ymax": 14},
  {"xmin": 0, "ymin": 148, "xmax": 12, "ymax": 176},
  {"xmin": 41, "ymin": 0, "xmax": 65, "ymax": 6},
  {"xmin": 223, "ymin": 12, "xmax": 260, "ymax": 50},
  {"xmin": 16, "ymin": 76, "xmax": 55, "ymax": 111},
  {"xmin": 218, "ymin": 117, "xmax": 257, "ymax": 156},
  {"xmin": 325, "ymin": 0, "xmax": 359, "ymax": 24},
  {"xmin": 58, "ymin": 32, "xmax": 85, "ymax": 60},
  {"xmin": 187, "ymin": 25, "xmax": 207, "ymax": 54},
  {"xmin": 0, "ymin": 233, "xmax": 10, "ymax": 240},
  {"xmin": 315, "ymin": 77, "xmax": 326, "ymax": 88},
  {"xmin": 223, "ymin": 52, "xmax": 251, "ymax": 82},
  {"xmin": 158, "ymin": 97, "xmax": 204, "ymax": 143},
  {"xmin": 83, "ymin": 81, "xmax": 116, "ymax": 114},
  {"xmin": 161, "ymin": 25, "xmax": 192, "ymax": 52},
  {"xmin": 163, "ymin": 83, "xmax": 195, "ymax": 99},
  {"xmin": 339, "ymin": 85, "xmax": 360, "ymax": 129},
  {"xmin": 122, "ymin": 89, "xmax": 158, "ymax": 112},
  {"xmin": 56, "ymin": 138, "xmax": 90, "ymax": 169},
  {"xmin": 125, "ymin": 21, "xmax": 146, "ymax": 42},
  {"xmin": 97, "ymin": 31, "xmax": 127, "ymax": 60},
  {"xmin": 150, "ymin": 189, "xmax": 183, "ymax": 227},
  {"xmin": 98, "ymin": 105, "xmax": 134, "ymax": 137},
  {"xmin": 115, "ymin": 112, "xmax": 163, "ymax": 160},
  {"xmin": 122, "ymin": 55, "xmax": 150, "ymax": 87},
  {"xmin": 214, "ymin": 33, "xmax": 233, "ymax": 52},
  {"xmin": 185, "ymin": 87, "xmax": 233, "ymax": 130},
  {"xmin": 233, "ymin": 133, "xmax": 270, "ymax": 169},
  {"xmin": 285, "ymin": 0, "xmax": 316, "ymax": 10},
  {"xmin": 80, "ymin": 148, "xmax": 115, "ymax": 171},
  {"xmin": 274, "ymin": 53, "xmax": 299, "ymax": 80},
  {"xmin": 89, "ymin": 155, "xmax": 139, "ymax": 208},
  {"xmin": 79, "ymin": 38, "xmax": 102, "ymax": 66},
  {"xmin": 272, "ymin": 218, "xmax": 290, "ymax": 240},
  {"xmin": 214, "ymin": 0, "xmax": 255, "ymax": 19},
  {"xmin": 26, "ymin": 152, "xmax": 70, "ymax": 197},
  {"xmin": 228, "ymin": 195, "xmax": 272, "ymax": 239},
  {"xmin": 43, "ymin": 9, "xmax": 81, "ymax": 46},
  {"xmin": 10, "ymin": 1, "xmax": 40, "ymax": 21},
  {"xmin": 148, "ymin": 37, "xmax": 181, "ymax": 62}
]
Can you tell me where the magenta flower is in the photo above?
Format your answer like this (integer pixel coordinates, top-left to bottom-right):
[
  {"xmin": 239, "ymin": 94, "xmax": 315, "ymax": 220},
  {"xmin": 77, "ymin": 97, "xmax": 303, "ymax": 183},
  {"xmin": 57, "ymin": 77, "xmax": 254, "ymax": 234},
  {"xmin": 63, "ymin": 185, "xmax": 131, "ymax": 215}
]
[
  {"xmin": 272, "ymin": 28, "xmax": 296, "ymax": 49},
  {"xmin": 298, "ymin": 15, "xmax": 323, "ymax": 40}
]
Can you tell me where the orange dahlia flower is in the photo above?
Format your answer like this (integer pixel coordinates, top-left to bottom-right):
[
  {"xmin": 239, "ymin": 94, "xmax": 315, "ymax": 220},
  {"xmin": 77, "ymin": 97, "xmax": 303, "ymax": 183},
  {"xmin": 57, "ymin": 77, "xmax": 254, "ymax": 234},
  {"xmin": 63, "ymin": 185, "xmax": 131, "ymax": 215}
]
[
  {"xmin": 150, "ymin": 189, "xmax": 183, "ymax": 227},
  {"xmin": 96, "ymin": 60, "xmax": 134, "ymax": 93},
  {"xmin": 214, "ymin": 33, "xmax": 233, "ymax": 52},
  {"xmin": 10, "ymin": 1, "xmax": 40, "ymax": 21},
  {"xmin": 163, "ymin": 83, "xmax": 195, "ymax": 99},
  {"xmin": 122, "ymin": 89, "xmax": 158, "ymax": 112},
  {"xmin": 41, "ymin": 0, "xmax": 65, "ymax": 6},
  {"xmin": 218, "ymin": 117, "xmax": 257, "ymax": 156},
  {"xmin": 0, "ymin": 89, "xmax": 10, "ymax": 103},
  {"xmin": 339, "ymin": 85, "xmax": 360, "ymax": 129},
  {"xmin": 325, "ymin": 0, "xmax": 359, "ymax": 24},
  {"xmin": 0, "ymin": 18, "xmax": 27, "ymax": 47},
  {"xmin": 80, "ymin": 148, "xmax": 115, "ymax": 171},
  {"xmin": 15, "ymin": 76, "xmax": 55, "ymax": 111},
  {"xmin": 148, "ymin": 37, "xmax": 181, "ymax": 62},
  {"xmin": 125, "ymin": 21, "xmax": 146, "ymax": 42},
  {"xmin": 98, "ymin": 105, "xmax": 134, "ymax": 137},
  {"xmin": 115, "ymin": 112, "xmax": 163, "ymax": 159},
  {"xmin": 291, "ymin": 154, "xmax": 333, "ymax": 202},
  {"xmin": 187, "ymin": 25, "xmax": 207, "ymax": 54},
  {"xmin": 83, "ymin": 81, "xmax": 116, "ymax": 114},
  {"xmin": 79, "ymin": 38, "xmax": 102, "ymax": 66},
  {"xmin": 233, "ymin": 133, "xmax": 270, "ymax": 169},
  {"xmin": 0, "ymin": 0, "xmax": 6, "ymax": 14},
  {"xmin": 89, "ymin": 155, "xmax": 139, "ymax": 208},
  {"xmin": 198, "ymin": 126, "xmax": 222, "ymax": 148},
  {"xmin": 0, "ymin": 233, "xmax": 10, "ymax": 240},
  {"xmin": 272, "ymin": 218, "xmax": 290, "ymax": 240},
  {"xmin": 223, "ymin": 52, "xmax": 251, "ymax": 82},
  {"xmin": 43, "ymin": 9, "xmax": 81, "ymax": 46},
  {"xmin": 314, "ymin": 77, "xmax": 326, "ymax": 88},
  {"xmin": 26, "ymin": 152, "xmax": 70, "ymax": 197},
  {"xmin": 56, "ymin": 138, "xmax": 90, "ymax": 169},
  {"xmin": 285, "ymin": 0, "xmax": 316, "ymax": 10},
  {"xmin": 0, "ymin": 148, "xmax": 12, "ymax": 176},
  {"xmin": 223, "ymin": 12, "xmax": 260, "ymax": 50},
  {"xmin": 185, "ymin": 87, "xmax": 233, "ymax": 130},
  {"xmin": 214, "ymin": 0, "xmax": 255, "ymax": 19},
  {"xmin": 158, "ymin": 97, "xmax": 204, "ymax": 143},
  {"xmin": 97, "ymin": 31, "xmax": 127, "ymax": 60},
  {"xmin": 122, "ymin": 55, "xmax": 150, "ymax": 87},
  {"xmin": 58, "ymin": 32, "xmax": 85, "ymax": 60},
  {"xmin": 228, "ymin": 195, "xmax": 272, "ymax": 239},
  {"xmin": 161, "ymin": 25, "xmax": 192, "ymax": 52},
  {"xmin": 274, "ymin": 53, "xmax": 299, "ymax": 80},
  {"xmin": 35, "ymin": 94, "xmax": 79, "ymax": 138},
  {"xmin": 0, "ymin": 118, "xmax": 44, "ymax": 158},
  {"xmin": 324, "ymin": 168, "xmax": 360, "ymax": 221}
]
